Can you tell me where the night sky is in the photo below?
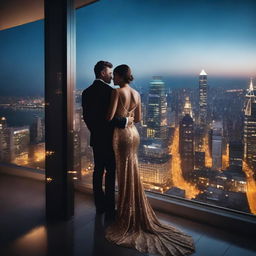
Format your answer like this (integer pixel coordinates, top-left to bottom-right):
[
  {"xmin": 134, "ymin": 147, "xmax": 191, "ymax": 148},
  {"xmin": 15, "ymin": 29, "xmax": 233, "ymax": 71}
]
[{"xmin": 0, "ymin": 0, "xmax": 255, "ymax": 96}]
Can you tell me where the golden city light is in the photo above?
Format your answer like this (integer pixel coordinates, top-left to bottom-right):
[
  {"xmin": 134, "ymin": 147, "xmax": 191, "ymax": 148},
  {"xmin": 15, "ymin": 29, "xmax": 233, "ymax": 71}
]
[
  {"xmin": 46, "ymin": 177, "xmax": 53, "ymax": 183},
  {"xmin": 203, "ymin": 133, "xmax": 212, "ymax": 168},
  {"xmin": 13, "ymin": 153, "xmax": 29, "ymax": 166},
  {"xmin": 34, "ymin": 148, "xmax": 45, "ymax": 162},
  {"xmin": 243, "ymin": 161, "xmax": 256, "ymax": 214},
  {"xmin": 68, "ymin": 170, "xmax": 77, "ymax": 174},
  {"xmin": 45, "ymin": 150, "xmax": 55, "ymax": 156}
]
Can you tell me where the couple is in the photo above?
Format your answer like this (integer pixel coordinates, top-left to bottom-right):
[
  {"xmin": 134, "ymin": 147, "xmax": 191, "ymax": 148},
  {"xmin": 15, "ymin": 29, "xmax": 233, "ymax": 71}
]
[{"xmin": 82, "ymin": 61, "xmax": 195, "ymax": 256}]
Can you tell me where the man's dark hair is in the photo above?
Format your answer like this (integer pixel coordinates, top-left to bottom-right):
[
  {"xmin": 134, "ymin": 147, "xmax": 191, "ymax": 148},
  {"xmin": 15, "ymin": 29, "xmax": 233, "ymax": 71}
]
[{"xmin": 94, "ymin": 61, "xmax": 113, "ymax": 78}]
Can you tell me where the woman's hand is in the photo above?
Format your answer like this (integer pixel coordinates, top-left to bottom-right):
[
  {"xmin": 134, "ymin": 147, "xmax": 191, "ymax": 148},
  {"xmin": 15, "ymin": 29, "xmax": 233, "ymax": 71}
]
[{"xmin": 127, "ymin": 116, "xmax": 134, "ymax": 126}]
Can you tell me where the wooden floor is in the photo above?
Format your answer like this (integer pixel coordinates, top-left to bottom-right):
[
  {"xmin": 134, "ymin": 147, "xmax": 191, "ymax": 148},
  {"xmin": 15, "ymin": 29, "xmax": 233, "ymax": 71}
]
[{"xmin": 0, "ymin": 173, "xmax": 255, "ymax": 256}]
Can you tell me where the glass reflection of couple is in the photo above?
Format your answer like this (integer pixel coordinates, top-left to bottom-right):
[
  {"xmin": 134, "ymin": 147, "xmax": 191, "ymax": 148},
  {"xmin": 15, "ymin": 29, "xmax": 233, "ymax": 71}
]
[{"xmin": 82, "ymin": 61, "xmax": 195, "ymax": 256}]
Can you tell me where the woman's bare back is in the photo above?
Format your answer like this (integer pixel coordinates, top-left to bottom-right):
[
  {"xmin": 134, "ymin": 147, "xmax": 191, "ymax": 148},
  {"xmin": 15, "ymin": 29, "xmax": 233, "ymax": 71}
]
[
  {"xmin": 115, "ymin": 87, "xmax": 139, "ymax": 116},
  {"xmin": 107, "ymin": 85, "xmax": 142, "ymax": 123}
]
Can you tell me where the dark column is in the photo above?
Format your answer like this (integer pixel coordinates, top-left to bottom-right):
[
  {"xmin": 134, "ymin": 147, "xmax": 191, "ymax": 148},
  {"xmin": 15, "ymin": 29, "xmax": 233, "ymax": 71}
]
[{"xmin": 44, "ymin": 0, "xmax": 76, "ymax": 220}]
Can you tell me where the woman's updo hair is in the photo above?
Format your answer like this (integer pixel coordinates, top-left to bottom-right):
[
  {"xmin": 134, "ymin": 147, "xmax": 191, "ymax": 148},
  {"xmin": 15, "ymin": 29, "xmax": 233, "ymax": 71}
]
[{"xmin": 114, "ymin": 64, "xmax": 134, "ymax": 83}]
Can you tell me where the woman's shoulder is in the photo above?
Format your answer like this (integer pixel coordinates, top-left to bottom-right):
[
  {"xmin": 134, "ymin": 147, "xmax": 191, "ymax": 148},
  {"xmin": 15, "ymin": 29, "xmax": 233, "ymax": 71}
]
[
  {"xmin": 117, "ymin": 86, "xmax": 140, "ymax": 99},
  {"xmin": 131, "ymin": 88, "xmax": 140, "ymax": 100}
]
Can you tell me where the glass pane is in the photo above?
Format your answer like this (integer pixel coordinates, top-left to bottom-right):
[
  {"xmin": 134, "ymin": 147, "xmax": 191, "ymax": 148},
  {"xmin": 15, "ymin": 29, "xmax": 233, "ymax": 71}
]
[
  {"xmin": 75, "ymin": 0, "xmax": 256, "ymax": 216},
  {"xmin": 0, "ymin": 21, "xmax": 45, "ymax": 171}
]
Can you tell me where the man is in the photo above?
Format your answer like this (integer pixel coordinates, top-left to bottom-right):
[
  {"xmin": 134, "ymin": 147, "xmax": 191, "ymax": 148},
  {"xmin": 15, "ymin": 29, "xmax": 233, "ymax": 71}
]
[{"xmin": 82, "ymin": 61, "xmax": 133, "ymax": 218}]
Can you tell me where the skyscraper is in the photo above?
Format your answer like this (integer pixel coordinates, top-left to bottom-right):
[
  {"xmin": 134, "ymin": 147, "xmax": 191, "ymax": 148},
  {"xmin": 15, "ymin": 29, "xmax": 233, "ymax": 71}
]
[
  {"xmin": 4, "ymin": 126, "xmax": 30, "ymax": 162},
  {"xmin": 0, "ymin": 117, "xmax": 8, "ymax": 161},
  {"xmin": 194, "ymin": 151, "xmax": 205, "ymax": 170},
  {"xmin": 212, "ymin": 121, "xmax": 223, "ymax": 170},
  {"xmin": 183, "ymin": 96, "xmax": 193, "ymax": 118},
  {"xmin": 30, "ymin": 116, "xmax": 44, "ymax": 143},
  {"xmin": 199, "ymin": 69, "xmax": 208, "ymax": 126},
  {"xmin": 229, "ymin": 141, "xmax": 243, "ymax": 171},
  {"xmin": 179, "ymin": 114, "xmax": 194, "ymax": 179},
  {"xmin": 146, "ymin": 77, "xmax": 168, "ymax": 140},
  {"xmin": 243, "ymin": 78, "xmax": 256, "ymax": 171}
]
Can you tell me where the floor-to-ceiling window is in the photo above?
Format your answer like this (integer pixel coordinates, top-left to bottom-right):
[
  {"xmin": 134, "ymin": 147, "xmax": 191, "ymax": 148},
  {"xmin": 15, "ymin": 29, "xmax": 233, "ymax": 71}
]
[{"xmin": 74, "ymin": 0, "xmax": 256, "ymax": 216}]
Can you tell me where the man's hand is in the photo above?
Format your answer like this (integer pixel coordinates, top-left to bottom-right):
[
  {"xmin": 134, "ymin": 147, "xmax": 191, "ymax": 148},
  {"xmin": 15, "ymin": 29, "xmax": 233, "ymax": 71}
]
[{"xmin": 127, "ymin": 116, "xmax": 134, "ymax": 126}]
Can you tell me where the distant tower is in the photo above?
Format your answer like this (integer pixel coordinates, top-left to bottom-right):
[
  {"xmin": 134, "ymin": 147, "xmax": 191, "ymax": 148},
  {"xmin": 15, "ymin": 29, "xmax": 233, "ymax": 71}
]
[
  {"xmin": 199, "ymin": 69, "xmax": 208, "ymax": 126},
  {"xmin": 194, "ymin": 151, "xmax": 205, "ymax": 170},
  {"xmin": 30, "ymin": 116, "xmax": 44, "ymax": 143},
  {"xmin": 183, "ymin": 96, "xmax": 193, "ymax": 117},
  {"xmin": 7, "ymin": 126, "xmax": 30, "ymax": 162},
  {"xmin": 147, "ymin": 77, "xmax": 168, "ymax": 139},
  {"xmin": 243, "ymin": 78, "xmax": 256, "ymax": 171},
  {"xmin": 212, "ymin": 120, "xmax": 223, "ymax": 170},
  {"xmin": 179, "ymin": 114, "xmax": 194, "ymax": 179}
]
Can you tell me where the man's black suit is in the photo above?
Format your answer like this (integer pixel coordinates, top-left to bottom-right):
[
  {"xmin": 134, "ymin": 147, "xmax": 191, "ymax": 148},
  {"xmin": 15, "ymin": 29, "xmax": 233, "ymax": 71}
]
[{"xmin": 82, "ymin": 80, "xmax": 126, "ymax": 214}]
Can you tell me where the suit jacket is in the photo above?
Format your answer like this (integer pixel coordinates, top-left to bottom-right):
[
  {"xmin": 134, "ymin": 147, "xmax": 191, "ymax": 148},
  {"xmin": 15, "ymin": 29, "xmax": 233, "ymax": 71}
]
[{"xmin": 82, "ymin": 80, "xmax": 126, "ymax": 147}]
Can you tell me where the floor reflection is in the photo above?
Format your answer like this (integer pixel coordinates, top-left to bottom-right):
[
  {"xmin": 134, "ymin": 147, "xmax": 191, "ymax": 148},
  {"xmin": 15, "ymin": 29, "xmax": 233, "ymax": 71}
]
[
  {"xmin": 8, "ymin": 225, "xmax": 47, "ymax": 256},
  {"xmin": 46, "ymin": 220, "xmax": 74, "ymax": 256},
  {"xmin": 92, "ymin": 215, "xmax": 106, "ymax": 256}
]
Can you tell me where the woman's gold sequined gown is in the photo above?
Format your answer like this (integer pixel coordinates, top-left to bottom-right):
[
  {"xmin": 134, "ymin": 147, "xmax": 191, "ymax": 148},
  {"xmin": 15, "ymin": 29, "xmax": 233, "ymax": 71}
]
[{"xmin": 105, "ymin": 92, "xmax": 195, "ymax": 256}]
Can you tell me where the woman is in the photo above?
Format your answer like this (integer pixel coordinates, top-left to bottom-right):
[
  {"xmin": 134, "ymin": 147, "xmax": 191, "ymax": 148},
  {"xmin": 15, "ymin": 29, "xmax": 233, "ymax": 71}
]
[{"xmin": 105, "ymin": 64, "xmax": 195, "ymax": 256}]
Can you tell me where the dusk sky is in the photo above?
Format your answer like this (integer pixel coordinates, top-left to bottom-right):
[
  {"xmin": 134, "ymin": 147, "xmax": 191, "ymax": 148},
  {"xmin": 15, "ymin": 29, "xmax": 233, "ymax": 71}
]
[{"xmin": 0, "ymin": 0, "xmax": 255, "ymax": 96}]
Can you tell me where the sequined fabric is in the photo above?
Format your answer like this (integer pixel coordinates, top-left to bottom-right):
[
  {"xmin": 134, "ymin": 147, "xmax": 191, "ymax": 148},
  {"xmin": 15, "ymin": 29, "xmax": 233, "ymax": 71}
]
[{"xmin": 105, "ymin": 94, "xmax": 195, "ymax": 256}]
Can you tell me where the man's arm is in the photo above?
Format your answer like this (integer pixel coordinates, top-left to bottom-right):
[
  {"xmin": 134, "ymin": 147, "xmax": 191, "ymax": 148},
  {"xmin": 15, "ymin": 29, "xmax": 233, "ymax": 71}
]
[{"xmin": 109, "ymin": 116, "xmax": 127, "ymax": 128}]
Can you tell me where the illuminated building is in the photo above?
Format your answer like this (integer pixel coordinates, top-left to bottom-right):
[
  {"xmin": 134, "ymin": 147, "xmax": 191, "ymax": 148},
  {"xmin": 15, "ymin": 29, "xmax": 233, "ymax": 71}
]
[
  {"xmin": 194, "ymin": 126, "xmax": 204, "ymax": 152},
  {"xmin": 212, "ymin": 121, "xmax": 223, "ymax": 170},
  {"xmin": 146, "ymin": 77, "xmax": 168, "ymax": 139},
  {"xmin": 243, "ymin": 78, "xmax": 256, "ymax": 172},
  {"xmin": 0, "ymin": 117, "xmax": 8, "ymax": 161},
  {"xmin": 139, "ymin": 141, "xmax": 172, "ymax": 192},
  {"xmin": 7, "ymin": 126, "xmax": 30, "ymax": 162},
  {"xmin": 0, "ymin": 117, "xmax": 7, "ymax": 128},
  {"xmin": 138, "ymin": 92, "xmax": 148, "ymax": 139},
  {"xmin": 229, "ymin": 141, "xmax": 243, "ymax": 171},
  {"xmin": 140, "ymin": 91, "xmax": 148, "ymax": 126},
  {"xmin": 182, "ymin": 96, "xmax": 193, "ymax": 118},
  {"xmin": 198, "ymin": 69, "xmax": 208, "ymax": 126},
  {"xmin": 179, "ymin": 114, "xmax": 194, "ymax": 179},
  {"xmin": 225, "ymin": 168, "xmax": 247, "ymax": 193},
  {"xmin": 194, "ymin": 151, "xmax": 205, "ymax": 170},
  {"xmin": 30, "ymin": 116, "xmax": 44, "ymax": 143},
  {"xmin": 192, "ymin": 168, "xmax": 246, "ymax": 194},
  {"xmin": 79, "ymin": 107, "xmax": 93, "ymax": 180},
  {"xmin": 74, "ymin": 108, "xmax": 82, "ymax": 178},
  {"xmin": 13, "ymin": 127, "xmax": 30, "ymax": 158}
]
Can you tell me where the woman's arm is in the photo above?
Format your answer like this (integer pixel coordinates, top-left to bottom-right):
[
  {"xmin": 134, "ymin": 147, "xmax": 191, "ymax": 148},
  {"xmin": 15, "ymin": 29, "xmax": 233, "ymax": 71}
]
[
  {"xmin": 106, "ymin": 89, "xmax": 119, "ymax": 121},
  {"xmin": 134, "ymin": 93, "xmax": 142, "ymax": 123}
]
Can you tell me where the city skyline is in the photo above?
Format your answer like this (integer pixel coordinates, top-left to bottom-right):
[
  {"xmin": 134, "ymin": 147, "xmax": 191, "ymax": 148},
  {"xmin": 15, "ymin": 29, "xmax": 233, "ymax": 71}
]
[
  {"xmin": 0, "ymin": 0, "xmax": 256, "ymax": 96},
  {"xmin": 1, "ymin": 73, "xmax": 256, "ymax": 214}
]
